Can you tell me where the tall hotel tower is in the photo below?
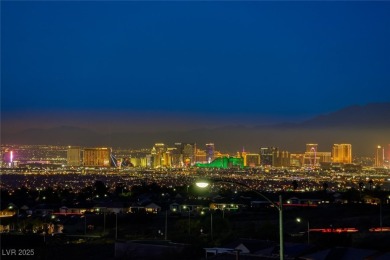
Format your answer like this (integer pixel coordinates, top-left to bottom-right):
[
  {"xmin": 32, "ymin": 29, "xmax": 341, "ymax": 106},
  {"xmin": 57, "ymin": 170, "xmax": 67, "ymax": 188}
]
[
  {"xmin": 67, "ymin": 146, "xmax": 81, "ymax": 166},
  {"xmin": 375, "ymin": 145, "xmax": 385, "ymax": 167},
  {"xmin": 332, "ymin": 144, "xmax": 352, "ymax": 164},
  {"xmin": 206, "ymin": 143, "xmax": 215, "ymax": 163},
  {"xmin": 83, "ymin": 148, "xmax": 111, "ymax": 167}
]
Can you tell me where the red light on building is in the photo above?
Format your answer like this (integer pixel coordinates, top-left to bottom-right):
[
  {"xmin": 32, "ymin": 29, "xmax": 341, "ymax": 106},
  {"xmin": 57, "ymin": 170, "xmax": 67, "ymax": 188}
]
[
  {"xmin": 369, "ymin": 227, "xmax": 390, "ymax": 232},
  {"xmin": 310, "ymin": 228, "xmax": 358, "ymax": 233}
]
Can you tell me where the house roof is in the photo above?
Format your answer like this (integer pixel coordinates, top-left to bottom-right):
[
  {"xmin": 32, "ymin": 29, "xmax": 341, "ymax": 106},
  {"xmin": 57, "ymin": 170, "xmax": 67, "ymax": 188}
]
[
  {"xmin": 224, "ymin": 238, "xmax": 276, "ymax": 254},
  {"xmin": 145, "ymin": 203, "xmax": 161, "ymax": 209}
]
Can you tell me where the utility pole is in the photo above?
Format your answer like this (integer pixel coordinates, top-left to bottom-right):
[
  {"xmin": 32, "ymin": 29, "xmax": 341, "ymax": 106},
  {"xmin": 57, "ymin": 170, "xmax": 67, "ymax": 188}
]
[{"xmin": 165, "ymin": 210, "xmax": 168, "ymax": 240}]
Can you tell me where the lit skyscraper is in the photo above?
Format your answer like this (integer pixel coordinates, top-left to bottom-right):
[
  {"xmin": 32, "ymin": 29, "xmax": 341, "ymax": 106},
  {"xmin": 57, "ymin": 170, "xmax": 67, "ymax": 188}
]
[
  {"xmin": 183, "ymin": 143, "xmax": 196, "ymax": 166},
  {"xmin": 83, "ymin": 147, "xmax": 111, "ymax": 167},
  {"xmin": 205, "ymin": 143, "xmax": 215, "ymax": 163},
  {"xmin": 152, "ymin": 143, "xmax": 166, "ymax": 168},
  {"xmin": 166, "ymin": 147, "xmax": 177, "ymax": 167},
  {"xmin": 274, "ymin": 150, "xmax": 290, "ymax": 167},
  {"xmin": 2, "ymin": 149, "xmax": 15, "ymax": 168},
  {"xmin": 67, "ymin": 146, "xmax": 81, "ymax": 166},
  {"xmin": 332, "ymin": 144, "xmax": 352, "ymax": 164},
  {"xmin": 388, "ymin": 144, "xmax": 390, "ymax": 166},
  {"xmin": 260, "ymin": 147, "xmax": 277, "ymax": 166},
  {"xmin": 167, "ymin": 142, "xmax": 197, "ymax": 167},
  {"xmin": 375, "ymin": 145, "xmax": 385, "ymax": 167},
  {"xmin": 244, "ymin": 153, "xmax": 260, "ymax": 167},
  {"xmin": 195, "ymin": 149, "xmax": 207, "ymax": 163},
  {"xmin": 171, "ymin": 143, "xmax": 183, "ymax": 167}
]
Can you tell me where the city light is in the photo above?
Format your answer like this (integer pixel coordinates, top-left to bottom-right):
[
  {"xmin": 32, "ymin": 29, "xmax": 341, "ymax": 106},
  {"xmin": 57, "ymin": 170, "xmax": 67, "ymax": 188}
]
[{"xmin": 195, "ymin": 182, "xmax": 209, "ymax": 188}]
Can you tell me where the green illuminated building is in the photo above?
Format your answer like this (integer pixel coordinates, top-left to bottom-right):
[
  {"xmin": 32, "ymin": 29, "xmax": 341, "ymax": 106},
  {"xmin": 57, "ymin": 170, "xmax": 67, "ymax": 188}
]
[{"xmin": 195, "ymin": 156, "xmax": 243, "ymax": 169}]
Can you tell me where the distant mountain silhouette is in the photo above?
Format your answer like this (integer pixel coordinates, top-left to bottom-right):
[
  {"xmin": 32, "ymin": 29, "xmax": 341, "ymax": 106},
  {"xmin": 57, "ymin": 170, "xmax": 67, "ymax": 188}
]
[
  {"xmin": 4, "ymin": 126, "xmax": 102, "ymax": 146},
  {"xmin": 2, "ymin": 103, "xmax": 389, "ymax": 155},
  {"xmin": 298, "ymin": 103, "xmax": 390, "ymax": 128}
]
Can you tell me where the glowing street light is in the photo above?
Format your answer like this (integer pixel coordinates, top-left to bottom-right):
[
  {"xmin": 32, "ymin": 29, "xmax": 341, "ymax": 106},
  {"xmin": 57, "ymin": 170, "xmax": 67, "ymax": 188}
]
[
  {"xmin": 200, "ymin": 209, "xmax": 213, "ymax": 240},
  {"xmin": 80, "ymin": 215, "xmax": 87, "ymax": 235},
  {"xmin": 196, "ymin": 179, "xmax": 284, "ymax": 260},
  {"xmin": 296, "ymin": 218, "xmax": 310, "ymax": 244},
  {"xmin": 8, "ymin": 204, "xmax": 19, "ymax": 230},
  {"xmin": 183, "ymin": 205, "xmax": 191, "ymax": 235}
]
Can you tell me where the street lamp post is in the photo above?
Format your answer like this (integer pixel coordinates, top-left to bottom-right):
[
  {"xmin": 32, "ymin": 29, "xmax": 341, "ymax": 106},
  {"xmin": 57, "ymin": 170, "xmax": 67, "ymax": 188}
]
[
  {"xmin": 103, "ymin": 211, "xmax": 106, "ymax": 235},
  {"xmin": 188, "ymin": 209, "xmax": 191, "ymax": 235},
  {"xmin": 380, "ymin": 199, "xmax": 383, "ymax": 232},
  {"xmin": 164, "ymin": 210, "xmax": 168, "ymax": 240},
  {"xmin": 8, "ymin": 205, "xmax": 19, "ymax": 231},
  {"xmin": 201, "ymin": 209, "xmax": 213, "ymax": 241},
  {"xmin": 84, "ymin": 215, "xmax": 87, "ymax": 236},
  {"xmin": 278, "ymin": 195, "xmax": 284, "ymax": 260},
  {"xmin": 196, "ymin": 180, "xmax": 284, "ymax": 260},
  {"xmin": 296, "ymin": 218, "xmax": 310, "ymax": 244},
  {"xmin": 183, "ymin": 206, "xmax": 191, "ymax": 235},
  {"xmin": 115, "ymin": 213, "xmax": 118, "ymax": 240},
  {"xmin": 210, "ymin": 211, "xmax": 213, "ymax": 241}
]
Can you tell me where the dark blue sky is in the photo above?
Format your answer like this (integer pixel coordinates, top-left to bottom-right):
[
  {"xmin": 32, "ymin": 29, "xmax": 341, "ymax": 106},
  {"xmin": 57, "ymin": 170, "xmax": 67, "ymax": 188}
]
[{"xmin": 2, "ymin": 1, "xmax": 390, "ymax": 132}]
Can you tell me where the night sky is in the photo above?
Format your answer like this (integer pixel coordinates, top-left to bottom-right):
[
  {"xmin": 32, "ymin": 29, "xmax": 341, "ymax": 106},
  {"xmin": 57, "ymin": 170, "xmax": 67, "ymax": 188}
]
[{"xmin": 2, "ymin": 1, "xmax": 390, "ymax": 133}]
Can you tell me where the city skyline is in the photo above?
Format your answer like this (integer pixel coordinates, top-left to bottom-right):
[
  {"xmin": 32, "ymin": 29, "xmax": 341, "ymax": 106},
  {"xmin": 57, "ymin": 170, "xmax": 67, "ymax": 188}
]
[
  {"xmin": 2, "ymin": 102, "xmax": 390, "ymax": 156},
  {"xmin": 2, "ymin": 1, "xmax": 390, "ymax": 255},
  {"xmin": 2, "ymin": 140, "xmax": 389, "ymax": 168},
  {"xmin": 2, "ymin": 1, "xmax": 390, "ymax": 136}
]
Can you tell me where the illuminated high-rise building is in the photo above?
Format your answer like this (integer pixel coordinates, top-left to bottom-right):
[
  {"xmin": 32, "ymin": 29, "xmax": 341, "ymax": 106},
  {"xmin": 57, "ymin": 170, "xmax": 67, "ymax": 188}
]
[
  {"xmin": 166, "ymin": 147, "xmax": 177, "ymax": 167},
  {"xmin": 195, "ymin": 149, "xmax": 207, "ymax": 163},
  {"xmin": 183, "ymin": 143, "xmax": 196, "ymax": 166},
  {"xmin": 205, "ymin": 143, "xmax": 215, "ymax": 163},
  {"xmin": 83, "ymin": 147, "xmax": 111, "ymax": 167},
  {"xmin": 168, "ymin": 142, "xmax": 197, "ymax": 167},
  {"xmin": 152, "ymin": 143, "xmax": 166, "ymax": 168},
  {"xmin": 375, "ymin": 145, "xmax": 385, "ymax": 167},
  {"xmin": 127, "ymin": 157, "xmax": 147, "ymax": 168},
  {"xmin": 173, "ymin": 143, "xmax": 185, "ymax": 167},
  {"xmin": 130, "ymin": 157, "xmax": 140, "ymax": 167},
  {"xmin": 171, "ymin": 144, "xmax": 182, "ymax": 167},
  {"xmin": 2, "ymin": 149, "xmax": 15, "ymax": 168},
  {"xmin": 244, "ymin": 153, "xmax": 260, "ymax": 167},
  {"xmin": 163, "ymin": 151, "xmax": 171, "ymax": 168},
  {"xmin": 146, "ymin": 154, "xmax": 153, "ymax": 168},
  {"xmin": 290, "ymin": 153, "xmax": 304, "ymax": 168},
  {"xmin": 387, "ymin": 144, "xmax": 390, "ymax": 166},
  {"xmin": 332, "ymin": 144, "xmax": 352, "ymax": 164},
  {"xmin": 260, "ymin": 147, "xmax": 277, "ymax": 166},
  {"xmin": 274, "ymin": 150, "xmax": 290, "ymax": 167},
  {"xmin": 67, "ymin": 146, "xmax": 81, "ymax": 166}
]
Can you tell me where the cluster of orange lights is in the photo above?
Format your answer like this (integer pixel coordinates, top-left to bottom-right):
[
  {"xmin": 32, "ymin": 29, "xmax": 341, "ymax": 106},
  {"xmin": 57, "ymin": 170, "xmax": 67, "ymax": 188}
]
[
  {"xmin": 310, "ymin": 228, "xmax": 358, "ymax": 233},
  {"xmin": 310, "ymin": 227, "xmax": 390, "ymax": 233},
  {"xmin": 369, "ymin": 227, "xmax": 390, "ymax": 232}
]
